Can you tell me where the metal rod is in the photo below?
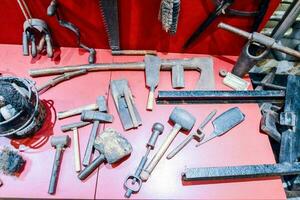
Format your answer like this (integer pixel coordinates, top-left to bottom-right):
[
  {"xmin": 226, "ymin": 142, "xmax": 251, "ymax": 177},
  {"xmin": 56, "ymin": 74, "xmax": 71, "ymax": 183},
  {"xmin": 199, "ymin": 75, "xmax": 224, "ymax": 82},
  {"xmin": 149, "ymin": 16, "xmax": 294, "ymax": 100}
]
[
  {"xmin": 157, "ymin": 90, "xmax": 285, "ymax": 104},
  {"xmin": 182, "ymin": 162, "xmax": 300, "ymax": 181}
]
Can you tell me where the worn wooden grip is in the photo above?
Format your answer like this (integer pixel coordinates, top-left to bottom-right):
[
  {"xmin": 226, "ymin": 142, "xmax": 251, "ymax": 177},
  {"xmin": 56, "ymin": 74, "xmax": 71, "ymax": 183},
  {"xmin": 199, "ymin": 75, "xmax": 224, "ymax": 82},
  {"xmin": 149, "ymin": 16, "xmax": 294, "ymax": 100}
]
[
  {"xmin": 147, "ymin": 90, "xmax": 155, "ymax": 111},
  {"xmin": 57, "ymin": 103, "xmax": 98, "ymax": 119},
  {"xmin": 73, "ymin": 129, "xmax": 81, "ymax": 172}
]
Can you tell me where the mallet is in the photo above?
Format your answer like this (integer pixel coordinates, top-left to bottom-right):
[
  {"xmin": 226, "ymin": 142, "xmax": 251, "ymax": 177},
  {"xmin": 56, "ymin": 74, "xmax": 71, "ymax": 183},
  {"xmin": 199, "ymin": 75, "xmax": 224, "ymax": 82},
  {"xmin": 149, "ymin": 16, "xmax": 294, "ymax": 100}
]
[
  {"xmin": 48, "ymin": 135, "xmax": 70, "ymax": 195},
  {"xmin": 140, "ymin": 107, "xmax": 196, "ymax": 181}
]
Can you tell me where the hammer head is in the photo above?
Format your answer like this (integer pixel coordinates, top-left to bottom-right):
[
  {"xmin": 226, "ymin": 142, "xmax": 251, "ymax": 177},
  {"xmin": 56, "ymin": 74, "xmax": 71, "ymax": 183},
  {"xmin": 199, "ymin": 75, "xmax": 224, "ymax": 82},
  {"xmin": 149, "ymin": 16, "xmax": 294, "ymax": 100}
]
[
  {"xmin": 81, "ymin": 110, "xmax": 113, "ymax": 123},
  {"xmin": 169, "ymin": 107, "xmax": 196, "ymax": 131},
  {"xmin": 96, "ymin": 96, "xmax": 108, "ymax": 112},
  {"xmin": 94, "ymin": 128, "xmax": 132, "ymax": 164},
  {"xmin": 51, "ymin": 135, "xmax": 70, "ymax": 148},
  {"xmin": 61, "ymin": 121, "xmax": 90, "ymax": 132},
  {"xmin": 152, "ymin": 122, "xmax": 164, "ymax": 134}
]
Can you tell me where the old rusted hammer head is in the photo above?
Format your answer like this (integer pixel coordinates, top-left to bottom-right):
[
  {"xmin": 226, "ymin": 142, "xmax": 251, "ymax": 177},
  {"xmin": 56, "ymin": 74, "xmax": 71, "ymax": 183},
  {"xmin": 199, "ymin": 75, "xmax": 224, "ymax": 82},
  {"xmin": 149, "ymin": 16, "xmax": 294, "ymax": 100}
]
[
  {"xmin": 78, "ymin": 128, "xmax": 132, "ymax": 180},
  {"xmin": 51, "ymin": 135, "xmax": 70, "ymax": 148},
  {"xmin": 94, "ymin": 128, "xmax": 132, "ymax": 163},
  {"xmin": 81, "ymin": 110, "xmax": 113, "ymax": 123}
]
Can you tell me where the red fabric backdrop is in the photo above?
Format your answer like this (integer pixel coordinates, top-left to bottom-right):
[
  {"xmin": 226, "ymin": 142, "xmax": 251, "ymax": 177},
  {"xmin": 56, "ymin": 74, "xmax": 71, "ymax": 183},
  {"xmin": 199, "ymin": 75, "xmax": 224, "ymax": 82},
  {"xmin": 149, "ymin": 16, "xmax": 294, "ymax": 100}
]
[{"xmin": 0, "ymin": 0, "xmax": 280, "ymax": 55}]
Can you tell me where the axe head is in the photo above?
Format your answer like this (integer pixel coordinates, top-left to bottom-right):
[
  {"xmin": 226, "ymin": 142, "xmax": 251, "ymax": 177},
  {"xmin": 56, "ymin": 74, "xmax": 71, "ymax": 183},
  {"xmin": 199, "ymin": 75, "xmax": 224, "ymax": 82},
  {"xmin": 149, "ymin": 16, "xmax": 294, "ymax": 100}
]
[{"xmin": 145, "ymin": 55, "xmax": 161, "ymax": 89}]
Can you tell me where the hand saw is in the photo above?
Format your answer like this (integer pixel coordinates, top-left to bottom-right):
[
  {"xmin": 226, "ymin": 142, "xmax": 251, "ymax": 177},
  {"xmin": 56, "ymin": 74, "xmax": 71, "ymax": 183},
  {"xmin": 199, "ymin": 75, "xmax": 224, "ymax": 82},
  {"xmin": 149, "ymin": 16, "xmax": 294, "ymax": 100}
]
[{"xmin": 98, "ymin": 0, "xmax": 156, "ymax": 55}]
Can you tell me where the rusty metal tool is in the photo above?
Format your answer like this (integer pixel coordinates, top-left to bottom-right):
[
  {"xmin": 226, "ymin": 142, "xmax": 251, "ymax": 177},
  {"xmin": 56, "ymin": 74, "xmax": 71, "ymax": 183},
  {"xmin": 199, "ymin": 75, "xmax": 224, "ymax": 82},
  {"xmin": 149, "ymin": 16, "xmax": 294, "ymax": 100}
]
[
  {"xmin": 47, "ymin": 0, "xmax": 96, "ymax": 63},
  {"xmin": 18, "ymin": 0, "xmax": 53, "ymax": 58},
  {"xmin": 183, "ymin": 0, "xmax": 263, "ymax": 49},
  {"xmin": 218, "ymin": 22, "xmax": 300, "ymax": 59},
  {"xmin": 156, "ymin": 90, "xmax": 285, "ymax": 104},
  {"xmin": 81, "ymin": 97, "xmax": 113, "ymax": 167},
  {"xmin": 124, "ymin": 123, "xmax": 164, "ymax": 198},
  {"xmin": 48, "ymin": 135, "xmax": 70, "ymax": 195},
  {"xmin": 37, "ymin": 69, "xmax": 87, "ymax": 93},
  {"xmin": 78, "ymin": 128, "xmax": 132, "ymax": 180},
  {"xmin": 167, "ymin": 109, "xmax": 216, "ymax": 159},
  {"xmin": 28, "ymin": 57, "xmax": 215, "ymax": 90},
  {"xmin": 145, "ymin": 55, "xmax": 161, "ymax": 111},
  {"xmin": 98, "ymin": 0, "xmax": 156, "ymax": 55},
  {"xmin": 195, "ymin": 107, "xmax": 245, "ymax": 147},
  {"xmin": 182, "ymin": 162, "xmax": 300, "ymax": 181},
  {"xmin": 140, "ymin": 107, "xmax": 195, "ymax": 181},
  {"xmin": 111, "ymin": 79, "xmax": 142, "ymax": 130},
  {"xmin": 61, "ymin": 121, "xmax": 91, "ymax": 172},
  {"xmin": 231, "ymin": 0, "xmax": 300, "ymax": 77}
]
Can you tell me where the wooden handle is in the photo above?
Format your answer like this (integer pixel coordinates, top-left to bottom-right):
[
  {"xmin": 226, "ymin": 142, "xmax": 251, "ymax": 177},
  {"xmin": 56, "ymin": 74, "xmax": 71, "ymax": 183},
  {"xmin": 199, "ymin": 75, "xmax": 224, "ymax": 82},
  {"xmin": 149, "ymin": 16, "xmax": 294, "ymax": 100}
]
[
  {"xmin": 57, "ymin": 103, "xmax": 98, "ymax": 119},
  {"xmin": 73, "ymin": 129, "xmax": 81, "ymax": 172},
  {"xmin": 166, "ymin": 134, "xmax": 194, "ymax": 159},
  {"xmin": 146, "ymin": 90, "xmax": 155, "ymax": 111},
  {"xmin": 140, "ymin": 124, "xmax": 181, "ymax": 181},
  {"xmin": 112, "ymin": 50, "xmax": 157, "ymax": 55}
]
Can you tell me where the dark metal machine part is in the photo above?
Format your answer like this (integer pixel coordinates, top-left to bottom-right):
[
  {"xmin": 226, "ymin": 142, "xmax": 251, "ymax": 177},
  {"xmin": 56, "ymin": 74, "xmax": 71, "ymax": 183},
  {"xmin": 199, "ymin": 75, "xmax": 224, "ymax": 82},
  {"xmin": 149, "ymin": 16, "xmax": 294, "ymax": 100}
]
[
  {"xmin": 218, "ymin": 23, "xmax": 300, "ymax": 59},
  {"xmin": 47, "ymin": 0, "xmax": 96, "ymax": 64},
  {"xmin": 181, "ymin": 75, "xmax": 300, "ymax": 189},
  {"xmin": 196, "ymin": 107, "xmax": 245, "ymax": 147},
  {"xmin": 124, "ymin": 123, "xmax": 164, "ymax": 198},
  {"xmin": 231, "ymin": 0, "xmax": 300, "ymax": 77},
  {"xmin": 156, "ymin": 90, "xmax": 285, "ymax": 104}
]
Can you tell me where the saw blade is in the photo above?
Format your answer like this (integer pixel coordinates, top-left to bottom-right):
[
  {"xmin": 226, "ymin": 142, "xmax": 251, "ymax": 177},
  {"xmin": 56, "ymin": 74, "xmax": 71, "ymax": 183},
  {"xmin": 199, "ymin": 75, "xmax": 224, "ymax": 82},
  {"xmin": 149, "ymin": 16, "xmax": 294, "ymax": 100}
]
[{"xmin": 99, "ymin": 0, "xmax": 120, "ymax": 51}]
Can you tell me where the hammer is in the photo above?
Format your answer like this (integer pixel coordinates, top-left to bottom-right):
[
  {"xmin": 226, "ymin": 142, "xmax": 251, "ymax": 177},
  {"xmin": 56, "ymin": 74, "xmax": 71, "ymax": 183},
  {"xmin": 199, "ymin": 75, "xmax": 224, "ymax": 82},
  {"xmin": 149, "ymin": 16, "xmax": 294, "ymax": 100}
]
[
  {"xmin": 140, "ymin": 107, "xmax": 196, "ymax": 181},
  {"xmin": 48, "ymin": 135, "xmax": 70, "ymax": 195},
  {"xmin": 78, "ymin": 128, "xmax": 132, "ymax": 180},
  {"xmin": 61, "ymin": 121, "xmax": 90, "ymax": 172},
  {"xmin": 81, "ymin": 96, "xmax": 113, "ymax": 166}
]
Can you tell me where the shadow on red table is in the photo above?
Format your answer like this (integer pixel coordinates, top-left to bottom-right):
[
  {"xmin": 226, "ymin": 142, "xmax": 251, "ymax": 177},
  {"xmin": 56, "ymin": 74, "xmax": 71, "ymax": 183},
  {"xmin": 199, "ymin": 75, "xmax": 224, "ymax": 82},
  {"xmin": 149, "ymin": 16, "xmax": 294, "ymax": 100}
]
[
  {"xmin": 10, "ymin": 99, "xmax": 56, "ymax": 150},
  {"xmin": 29, "ymin": 47, "xmax": 62, "ymax": 64},
  {"xmin": 214, "ymin": 55, "xmax": 236, "ymax": 65}
]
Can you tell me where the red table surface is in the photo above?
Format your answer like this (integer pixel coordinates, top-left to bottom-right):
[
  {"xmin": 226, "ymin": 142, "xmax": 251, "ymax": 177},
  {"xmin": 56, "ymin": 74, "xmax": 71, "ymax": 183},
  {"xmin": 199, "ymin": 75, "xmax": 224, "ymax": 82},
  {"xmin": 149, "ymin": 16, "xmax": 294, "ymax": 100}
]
[{"xmin": 0, "ymin": 44, "xmax": 285, "ymax": 199}]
